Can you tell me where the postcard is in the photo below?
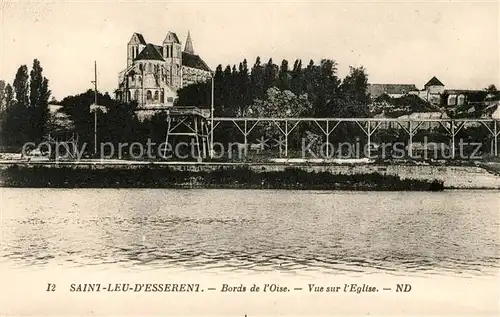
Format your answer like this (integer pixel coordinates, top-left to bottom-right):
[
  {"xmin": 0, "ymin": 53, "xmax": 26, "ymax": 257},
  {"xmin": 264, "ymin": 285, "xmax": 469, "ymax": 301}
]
[{"xmin": 0, "ymin": 0, "xmax": 499, "ymax": 316}]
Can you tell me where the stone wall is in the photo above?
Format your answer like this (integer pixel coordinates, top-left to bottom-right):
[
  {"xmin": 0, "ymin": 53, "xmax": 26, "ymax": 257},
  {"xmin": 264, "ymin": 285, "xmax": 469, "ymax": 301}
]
[
  {"xmin": 165, "ymin": 164, "xmax": 500, "ymax": 189},
  {"xmin": 1, "ymin": 162, "xmax": 499, "ymax": 189}
]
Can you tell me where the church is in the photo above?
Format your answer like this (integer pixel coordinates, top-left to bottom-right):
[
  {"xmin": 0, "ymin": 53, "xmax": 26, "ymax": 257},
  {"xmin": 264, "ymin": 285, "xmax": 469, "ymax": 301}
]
[{"xmin": 115, "ymin": 31, "xmax": 212, "ymax": 112}]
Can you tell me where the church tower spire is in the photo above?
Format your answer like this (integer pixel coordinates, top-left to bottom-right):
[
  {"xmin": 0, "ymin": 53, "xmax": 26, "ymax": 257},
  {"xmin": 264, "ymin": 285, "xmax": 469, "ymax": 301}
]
[{"xmin": 184, "ymin": 31, "xmax": 194, "ymax": 54}]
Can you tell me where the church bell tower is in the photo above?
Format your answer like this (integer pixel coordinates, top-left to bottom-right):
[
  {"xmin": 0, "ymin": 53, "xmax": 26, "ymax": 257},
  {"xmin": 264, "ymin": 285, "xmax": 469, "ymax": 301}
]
[{"xmin": 162, "ymin": 31, "xmax": 182, "ymax": 89}]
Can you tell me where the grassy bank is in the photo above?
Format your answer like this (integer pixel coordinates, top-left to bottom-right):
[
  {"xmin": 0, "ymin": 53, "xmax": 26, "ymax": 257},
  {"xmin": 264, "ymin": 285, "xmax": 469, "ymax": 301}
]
[{"xmin": 0, "ymin": 164, "xmax": 443, "ymax": 191}]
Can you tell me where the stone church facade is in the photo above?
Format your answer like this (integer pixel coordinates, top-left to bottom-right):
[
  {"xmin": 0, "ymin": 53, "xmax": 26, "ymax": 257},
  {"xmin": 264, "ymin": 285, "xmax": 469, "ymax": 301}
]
[{"xmin": 115, "ymin": 31, "xmax": 212, "ymax": 111}]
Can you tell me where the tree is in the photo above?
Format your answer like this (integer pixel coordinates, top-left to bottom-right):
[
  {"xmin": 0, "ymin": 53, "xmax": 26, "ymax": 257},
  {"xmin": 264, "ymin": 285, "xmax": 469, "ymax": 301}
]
[
  {"xmin": 221, "ymin": 65, "xmax": 234, "ymax": 116},
  {"xmin": 4, "ymin": 84, "xmax": 14, "ymax": 108},
  {"xmin": 28, "ymin": 60, "xmax": 51, "ymax": 142},
  {"xmin": 175, "ymin": 81, "xmax": 211, "ymax": 107},
  {"xmin": 0, "ymin": 101, "xmax": 30, "ymax": 148},
  {"xmin": 290, "ymin": 59, "xmax": 303, "ymax": 95},
  {"xmin": 486, "ymin": 84, "xmax": 497, "ymax": 93},
  {"xmin": 305, "ymin": 59, "xmax": 341, "ymax": 117},
  {"xmin": 60, "ymin": 90, "xmax": 140, "ymax": 153},
  {"xmin": 60, "ymin": 90, "xmax": 99, "ymax": 148},
  {"xmin": 246, "ymin": 87, "xmax": 312, "ymax": 145},
  {"xmin": 13, "ymin": 65, "xmax": 29, "ymax": 106},
  {"xmin": 247, "ymin": 87, "xmax": 311, "ymax": 118},
  {"xmin": 0, "ymin": 80, "xmax": 30, "ymax": 147},
  {"xmin": 29, "ymin": 59, "xmax": 44, "ymax": 108},
  {"xmin": 251, "ymin": 57, "xmax": 264, "ymax": 100},
  {"xmin": 324, "ymin": 66, "xmax": 370, "ymax": 119},
  {"xmin": 1, "ymin": 64, "xmax": 41, "ymax": 148},
  {"xmin": 278, "ymin": 59, "xmax": 291, "ymax": 91},
  {"xmin": 238, "ymin": 59, "xmax": 251, "ymax": 114},
  {"xmin": 340, "ymin": 66, "xmax": 370, "ymax": 105},
  {"xmin": 99, "ymin": 97, "xmax": 140, "ymax": 146},
  {"xmin": 213, "ymin": 64, "xmax": 224, "ymax": 115},
  {"xmin": 0, "ymin": 80, "xmax": 5, "ymax": 111},
  {"xmin": 263, "ymin": 58, "xmax": 278, "ymax": 92}
]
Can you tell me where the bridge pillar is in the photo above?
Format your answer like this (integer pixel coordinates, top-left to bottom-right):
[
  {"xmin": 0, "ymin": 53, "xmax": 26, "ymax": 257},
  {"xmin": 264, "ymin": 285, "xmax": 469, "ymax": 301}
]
[
  {"xmin": 495, "ymin": 120, "xmax": 498, "ymax": 157},
  {"xmin": 451, "ymin": 120, "xmax": 455, "ymax": 159},
  {"xmin": 408, "ymin": 121, "xmax": 413, "ymax": 158},
  {"xmin": 164, "ymin": 108, "xmax": 210, "ymax": 161}
]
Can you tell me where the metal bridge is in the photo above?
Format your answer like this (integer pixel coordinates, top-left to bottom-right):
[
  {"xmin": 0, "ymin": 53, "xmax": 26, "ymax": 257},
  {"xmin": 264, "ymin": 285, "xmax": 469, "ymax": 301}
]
[
  {"xmin": 210, "ymin": 117, "xmax": 500, "ymax": 158},
  {"xmin": 163, "ymin": 108, "xmax": 500, "ymax": 159}
]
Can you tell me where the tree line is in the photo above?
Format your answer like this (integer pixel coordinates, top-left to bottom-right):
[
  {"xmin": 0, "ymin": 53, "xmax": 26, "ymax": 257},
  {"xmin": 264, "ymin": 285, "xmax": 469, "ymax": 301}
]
[
  {"xmin": 0, "ymin": 60, "xmax": 51, "ymax": 149},
  {"xmin": 2, "ymin": 56, "xmax": 495, "ymax": 157},
  {"xmin": 1, "ymin": 57, "xmax": 372, "ymax": 153},
  {"xmin": 176, "ymin": 57, "xmax": 371, "ymax": 118}
]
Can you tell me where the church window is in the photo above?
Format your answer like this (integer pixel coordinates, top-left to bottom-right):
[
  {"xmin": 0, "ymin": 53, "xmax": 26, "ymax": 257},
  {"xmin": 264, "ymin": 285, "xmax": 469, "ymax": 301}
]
[
  {"xmin": 147, "ymin": 90, "xmax": 153, "ymax": 101},
  {"xmin": 447, "ymin": 95, "xmax": 457, "ymax": 106},
  {"xmin": 154, "ymin": 91, "xmax": 159, "ymax": 101},
  {"xmin": 457, "ymin": 94, "xmax": 466, "ymax": 106},
  {"xmin": 134, "ymin": 90, "xmax": 139, "ymax": 101}
]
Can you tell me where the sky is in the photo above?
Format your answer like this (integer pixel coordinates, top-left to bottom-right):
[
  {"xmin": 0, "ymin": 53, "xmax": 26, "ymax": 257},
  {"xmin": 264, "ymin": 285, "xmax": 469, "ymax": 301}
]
[{"xmin": 1, "ymin": 0, "xmax": 498, "ymax": 100}]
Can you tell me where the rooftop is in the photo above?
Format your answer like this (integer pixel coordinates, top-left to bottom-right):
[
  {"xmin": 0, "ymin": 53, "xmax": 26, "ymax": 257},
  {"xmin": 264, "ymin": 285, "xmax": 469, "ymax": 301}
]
[
  {"xmin": 135, "ymin": 44, "xmax": 165, "ymax": 61},
  {"xmin": 424, "ymin": 76, "xmax": 444, "ymax": 87}
]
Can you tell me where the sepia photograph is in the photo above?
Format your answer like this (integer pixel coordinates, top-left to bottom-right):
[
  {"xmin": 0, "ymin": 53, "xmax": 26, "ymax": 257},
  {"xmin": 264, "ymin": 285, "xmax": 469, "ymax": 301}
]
[{"xmin": 0, "ymin": 0, "xmax": 499, "ymax": 316}]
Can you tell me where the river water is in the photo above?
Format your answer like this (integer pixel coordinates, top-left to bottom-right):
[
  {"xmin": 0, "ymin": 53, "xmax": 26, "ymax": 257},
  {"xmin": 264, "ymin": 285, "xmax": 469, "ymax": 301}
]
[{"xmin": 1, "ymin": 188, "xmax": 499, "ymax": 276}]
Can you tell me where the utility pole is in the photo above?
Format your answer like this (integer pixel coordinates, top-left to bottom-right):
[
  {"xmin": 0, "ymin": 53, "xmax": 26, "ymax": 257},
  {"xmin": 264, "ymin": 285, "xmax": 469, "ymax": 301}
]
[{"xmin": 93, "ymin": 61, "xmax": 98, "ymax": 155}]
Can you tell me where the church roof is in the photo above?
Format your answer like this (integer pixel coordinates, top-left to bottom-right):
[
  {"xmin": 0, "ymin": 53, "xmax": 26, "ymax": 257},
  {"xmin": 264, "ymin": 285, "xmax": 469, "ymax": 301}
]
[
  {"xmin": 182, "ymin": 52, "xmax": 211, "ymax": 72},
  {"xmin": 153, "ymin": 44, "xmax": 164, "ymax": 55},
  {"xmin": 130, "ymin": 32, "xmax": 146, "ymax": 45},
  {"xmin": 184, "ymin": 31, "xmax": 194, "ymax": 54},
  {"xmin": 136, "ymin": 33, "xmax": 146, "ymax": 44},
  {"xmin": 135, "ymin": 44, "xmax": 165, "ymax": 61},
  {"xmin": 424, "ymin": 76, "xmax": 444, "ymax": 87},
  {"xmin": 164, "ymin": 31, "xmax": 180, "ymax": 44}
]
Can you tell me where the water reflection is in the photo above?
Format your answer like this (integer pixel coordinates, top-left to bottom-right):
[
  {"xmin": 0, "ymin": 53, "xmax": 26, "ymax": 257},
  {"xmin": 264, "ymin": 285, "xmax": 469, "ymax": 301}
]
[{"xmin": 1, "ymin": 188, "xmax": 499, "ymax": 276}]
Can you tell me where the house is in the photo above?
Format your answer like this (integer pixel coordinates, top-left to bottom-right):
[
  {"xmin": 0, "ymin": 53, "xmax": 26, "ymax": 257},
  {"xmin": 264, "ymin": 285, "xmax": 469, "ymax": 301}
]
[
  {"xmin": 423, "ymin": 76, "xmax": 445, "ymax": 94},
  {"xmin": 367, "ymin": 77, "xmax": 445, "ymax": 106},
  {"xmin": 368, "ymin": 84, "xmax": 418, "ymax": 99},
  {"xmin": 417, "ymin": 76, "xmax": 445, "ymax": 106}
]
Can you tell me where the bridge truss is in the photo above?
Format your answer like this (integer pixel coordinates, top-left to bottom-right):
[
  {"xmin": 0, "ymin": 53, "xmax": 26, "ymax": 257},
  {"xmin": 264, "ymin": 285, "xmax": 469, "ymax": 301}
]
[
  {"xmin": 208, "ymin": 117, "xmax": 500, "ymax": 159},
  {"xmin": 164, "ymin": 107, "xmax": 211, "ymax": 161}
]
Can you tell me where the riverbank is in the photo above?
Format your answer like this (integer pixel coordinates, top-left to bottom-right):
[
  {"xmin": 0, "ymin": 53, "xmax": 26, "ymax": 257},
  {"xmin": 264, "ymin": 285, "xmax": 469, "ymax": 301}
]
[{"xmin": 0, "ymin": 161, "xmax": 452, "ymax": 191}]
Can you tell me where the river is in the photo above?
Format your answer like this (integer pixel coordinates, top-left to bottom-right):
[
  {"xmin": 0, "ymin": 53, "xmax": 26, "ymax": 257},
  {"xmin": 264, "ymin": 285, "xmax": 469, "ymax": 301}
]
[
  {"xmin": 1, "ymin": 188, "xmax": 499, "ymax": 275},
  {"xmin": 1, "ymin": 188, "xmax": 499, "ymax": 315}
]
